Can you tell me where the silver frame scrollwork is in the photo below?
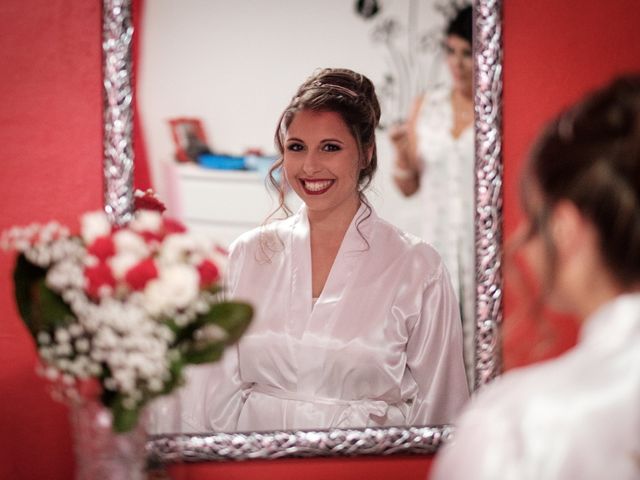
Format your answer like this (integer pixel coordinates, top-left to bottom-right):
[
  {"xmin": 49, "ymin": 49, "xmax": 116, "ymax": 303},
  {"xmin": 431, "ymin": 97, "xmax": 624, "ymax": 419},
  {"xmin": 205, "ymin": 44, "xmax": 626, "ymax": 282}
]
[
  {"xmin": 473, "ymin": 0, "xmax": 503, "ymax": 390},
  {"xmin": 101, "ymin": 0, "xmax": 502, "ymax": 463},
  {"xmin": 103, "ymin": 0, "xmax": 134, "ymax": 226}
]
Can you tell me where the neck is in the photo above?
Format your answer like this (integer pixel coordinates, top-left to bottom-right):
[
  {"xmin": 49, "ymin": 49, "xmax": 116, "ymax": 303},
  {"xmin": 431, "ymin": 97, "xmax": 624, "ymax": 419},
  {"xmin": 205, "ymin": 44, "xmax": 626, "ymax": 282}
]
[
  {"xmin": 454, "ymin": 85, "xmax": 473, "ymax": 101},
  {"xmin": 306, "ymin": 198, "xmax": 361, "ymax": 238},
  {"xmin": 575, "ymin": 285, "xmax": 621, "ymax": 320},
  {"xmin": 569, "ymin": 268, "xmax": 627, "ymax": 320}
]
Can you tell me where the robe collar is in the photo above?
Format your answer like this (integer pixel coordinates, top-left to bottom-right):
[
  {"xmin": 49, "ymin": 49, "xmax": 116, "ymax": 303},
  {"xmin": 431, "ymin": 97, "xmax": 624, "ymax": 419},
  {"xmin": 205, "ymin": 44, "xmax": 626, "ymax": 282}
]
[
  {"xmin": 287, "ymin": 201, "xmax": 376, "ymax": 337},
  {"xmin": 580, "ymin": 292, "xmax": 640, "ymax": 351}
]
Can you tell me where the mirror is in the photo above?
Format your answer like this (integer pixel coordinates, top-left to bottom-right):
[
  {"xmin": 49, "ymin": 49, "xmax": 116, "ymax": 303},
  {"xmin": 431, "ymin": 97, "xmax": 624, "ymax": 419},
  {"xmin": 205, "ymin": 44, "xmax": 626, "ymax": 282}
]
[{"xmin": 102, "ymin": 0, "xmax": 502, "ymax": 462}]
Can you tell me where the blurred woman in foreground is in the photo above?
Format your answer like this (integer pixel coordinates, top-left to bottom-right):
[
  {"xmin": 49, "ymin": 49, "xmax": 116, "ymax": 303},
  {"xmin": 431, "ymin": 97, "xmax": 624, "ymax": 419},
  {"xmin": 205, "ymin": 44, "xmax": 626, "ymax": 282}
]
[{"xmin": 434, "ymin": 75, "xmax": 640, "ymax": 479}]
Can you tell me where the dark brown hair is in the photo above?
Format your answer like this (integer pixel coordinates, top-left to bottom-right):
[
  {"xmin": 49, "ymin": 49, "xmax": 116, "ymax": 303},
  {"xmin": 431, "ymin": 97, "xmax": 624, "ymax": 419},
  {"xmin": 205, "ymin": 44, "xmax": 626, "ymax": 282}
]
[
  {"xmin": 522, "ymin": 75, "xmax": 640, "ymax": 289},
  {"xmin": 266, "ymin": 68, "xmax": 381, "ymax": 220},
  {"xmin": 446, "ymin": 5, "xmax": 472, "ymax": 44}
]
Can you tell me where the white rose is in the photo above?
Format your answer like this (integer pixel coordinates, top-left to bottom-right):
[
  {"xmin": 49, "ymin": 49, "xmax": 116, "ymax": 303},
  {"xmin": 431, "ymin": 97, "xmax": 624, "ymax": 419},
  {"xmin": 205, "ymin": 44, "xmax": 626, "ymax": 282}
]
[
  {"xmin": 113, "ymin": 230, "xmax": 149, "ymax": 258},
  {"xmin": 143, "ymin": 264, "xmax": 199, "ymax": 316},
  {"xmin": 108, "ymin": 252, "xmax": 142, "ymax": 280},
  {"xmin": 129, "ymin": 210, "xmax": 163, "ymax": 234},
  {"xmin": 81, "ymin": 211, "xmax": 111, "ymax": 244},
  {"xmin": 159, "ymin": 234, "xmax": 196, "ymax": 265},
  {"xmin": 190, "ymin": 234, "xmax": 216, "ymax": 265}
]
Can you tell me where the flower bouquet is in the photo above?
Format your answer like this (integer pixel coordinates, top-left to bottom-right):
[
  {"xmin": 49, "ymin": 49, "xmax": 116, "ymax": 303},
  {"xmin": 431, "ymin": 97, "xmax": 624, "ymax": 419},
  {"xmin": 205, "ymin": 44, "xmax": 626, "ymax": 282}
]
[{"xmin": 1, "ymin": 190, "xmax": 253, "ymax": 433}]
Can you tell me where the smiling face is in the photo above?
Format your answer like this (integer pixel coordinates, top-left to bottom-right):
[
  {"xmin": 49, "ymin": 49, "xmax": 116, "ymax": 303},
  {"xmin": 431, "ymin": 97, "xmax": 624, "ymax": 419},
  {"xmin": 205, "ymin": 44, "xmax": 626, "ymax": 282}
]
[
  {"xmin": 283, "ymin": 109, "xmax": 363, "ymax": 221},
  {"xmin": 444, "ymin": 34, "xmax": 473, "ymax": 94}
]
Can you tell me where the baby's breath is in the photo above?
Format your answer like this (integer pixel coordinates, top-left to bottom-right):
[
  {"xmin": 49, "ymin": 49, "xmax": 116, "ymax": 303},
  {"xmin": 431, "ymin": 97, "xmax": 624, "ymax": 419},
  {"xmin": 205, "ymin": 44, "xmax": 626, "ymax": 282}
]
[{"xmin": 2, "ymin": 205, "xmax": 236, "ymax": 432}]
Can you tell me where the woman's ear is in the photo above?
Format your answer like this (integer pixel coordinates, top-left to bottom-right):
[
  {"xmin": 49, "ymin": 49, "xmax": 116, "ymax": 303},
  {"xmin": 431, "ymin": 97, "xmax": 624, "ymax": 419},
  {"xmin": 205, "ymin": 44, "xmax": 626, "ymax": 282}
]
[
  {"xmin": 549, "ymin": 201, "xmax": 582, "ymax": 254},
  {"xmin": 550, "ymin": 200, "xmax": 599, "ymax": 265}
]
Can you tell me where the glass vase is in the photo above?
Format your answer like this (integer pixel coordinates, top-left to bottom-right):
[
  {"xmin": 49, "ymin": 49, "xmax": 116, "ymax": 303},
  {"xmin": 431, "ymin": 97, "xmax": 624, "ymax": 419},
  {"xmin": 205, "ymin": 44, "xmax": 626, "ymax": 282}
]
[{"xmin": 70, "ymin": 399, "xmax": 148, "ymax": 480}]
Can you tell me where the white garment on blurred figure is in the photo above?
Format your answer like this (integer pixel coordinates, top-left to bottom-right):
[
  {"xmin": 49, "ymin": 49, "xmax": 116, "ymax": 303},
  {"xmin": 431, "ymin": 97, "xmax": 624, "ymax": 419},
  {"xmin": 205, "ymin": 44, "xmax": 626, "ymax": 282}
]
[
  {"xmin": 433, "ymin": 293, "xmax": 640, "ymax": 480},
  {"xmin": 178, "ymin": 203, "xmax": 469, "ymax": 432},
  {"xmin": 415, "ymin": 87, "xmax": 475, "ymax": 385}
]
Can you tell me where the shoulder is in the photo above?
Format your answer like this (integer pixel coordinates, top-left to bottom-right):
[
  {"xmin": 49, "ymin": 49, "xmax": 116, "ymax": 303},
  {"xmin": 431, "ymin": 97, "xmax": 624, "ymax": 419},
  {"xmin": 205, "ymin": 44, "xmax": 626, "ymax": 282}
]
[
  {"xmin": 433, "ymin": 365, "xmax": 557, "ymax": 478},
  {"xmin": 454, "ymin": 340, "xmax": 640, "ymax": 442},
  {"xmin": 372, "ymin": 215, "xmax": 446, "ymax": 283},
  {"xmin": 432, "ymin": 86, "xmax": 452, "ymax": 101},
  {"xmin": 416, "ymin": 87, "xmax": 453, "ymax": 133},
  {"xmin": 229, "ymin": 215, "xmax": 296, "ymax": 259},
  {"xmin": 436, "ymin": 346, "xmax": 640, "ymax": 479},
  {"xmin": 421, "ymin": 86, "xmax": 451, "ymax": 111}
]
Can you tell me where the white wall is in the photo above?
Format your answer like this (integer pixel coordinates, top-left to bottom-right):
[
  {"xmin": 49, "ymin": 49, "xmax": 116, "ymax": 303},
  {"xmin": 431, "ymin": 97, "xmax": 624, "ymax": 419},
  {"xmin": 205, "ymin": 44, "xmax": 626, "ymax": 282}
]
[{"xmin": 139, "ymin": 0, "xmax": 450, "ymax": 239}]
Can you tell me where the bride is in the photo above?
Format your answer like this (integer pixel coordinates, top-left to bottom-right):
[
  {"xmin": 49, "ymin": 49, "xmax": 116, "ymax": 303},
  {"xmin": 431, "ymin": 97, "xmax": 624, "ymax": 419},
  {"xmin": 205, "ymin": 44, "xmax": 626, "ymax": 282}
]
[{"xmin": 178, "ymin": 68, "xmax": 469, "ymax": 432}]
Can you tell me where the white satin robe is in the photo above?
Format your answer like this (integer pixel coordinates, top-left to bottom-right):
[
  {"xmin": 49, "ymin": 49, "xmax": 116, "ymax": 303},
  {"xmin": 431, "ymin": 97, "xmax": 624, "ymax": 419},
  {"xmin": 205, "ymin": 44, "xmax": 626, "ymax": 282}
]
[
  {"xmin": 180, "ymin": 204, "xmax": 469, "ymax": 432},
  {"xmin": 433, "ymin": 293, "xmax": 640, "ymax": 480}
]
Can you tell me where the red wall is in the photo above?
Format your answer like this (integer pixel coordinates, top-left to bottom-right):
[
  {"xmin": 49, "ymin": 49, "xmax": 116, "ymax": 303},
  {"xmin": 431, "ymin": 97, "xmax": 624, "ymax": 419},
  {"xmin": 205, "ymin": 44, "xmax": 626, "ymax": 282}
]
[
  {"xmin": 502, "ymin": 0, "xmax": 640, "ymax": 368},
  {"xmin": 1, "ymin": 1, "xmax": 638, "ymax": 479},
  {"xmin": 0, "ymin": 1, "xmax": 102, "ymax": 479}
]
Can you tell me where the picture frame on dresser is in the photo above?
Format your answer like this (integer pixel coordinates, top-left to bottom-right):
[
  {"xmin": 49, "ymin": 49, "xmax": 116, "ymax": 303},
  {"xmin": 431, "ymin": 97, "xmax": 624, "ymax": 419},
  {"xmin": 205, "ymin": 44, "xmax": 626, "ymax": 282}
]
[
  {"xmin": 168, "ymin": 117, "xmax": 209, "ymax": 163},
  {"xmin": 101, "ymin": 0, "xmax": 502, "ymax": 464}
]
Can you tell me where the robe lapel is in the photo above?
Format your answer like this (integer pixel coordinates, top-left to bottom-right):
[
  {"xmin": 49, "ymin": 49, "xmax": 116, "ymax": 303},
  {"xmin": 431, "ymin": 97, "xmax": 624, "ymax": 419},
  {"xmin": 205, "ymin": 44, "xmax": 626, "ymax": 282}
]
[
  {"xmin": 296, "ymin": 204, "xmax": 375, "ymax": 392},
  {"xmin": 290, "ymin": 204, "xmax": 376, "ymax": 391},
  {"xmin": 288, "ymin": 207, "xmax": 313, "ymax": 339},
  {"xmin": 307, "ymin": 203, "xmax": 375, "ymax": 335}
]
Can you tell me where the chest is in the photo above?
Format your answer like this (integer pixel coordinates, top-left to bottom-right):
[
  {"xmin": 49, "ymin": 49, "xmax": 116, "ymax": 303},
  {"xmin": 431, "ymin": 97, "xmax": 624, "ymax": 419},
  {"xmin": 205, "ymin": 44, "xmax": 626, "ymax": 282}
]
[{"xmin": 310, "ymin": 237, "xmax": 342, "ymax": 298}]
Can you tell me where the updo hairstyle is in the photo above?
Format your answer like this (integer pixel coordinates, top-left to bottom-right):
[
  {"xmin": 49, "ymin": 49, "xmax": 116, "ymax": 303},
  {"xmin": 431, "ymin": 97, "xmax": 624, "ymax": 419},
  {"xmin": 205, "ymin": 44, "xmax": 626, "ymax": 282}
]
[
  {"xmin": 446, "ymin": 5, "xmax": 472, "ymax": 44},
  {"xmin": 524, "ymin": 75, "xmax": 640, "ymax": 288},
  {"xmin": 268, "ymin": 68, "xmax": 381, "ymax": 217}
]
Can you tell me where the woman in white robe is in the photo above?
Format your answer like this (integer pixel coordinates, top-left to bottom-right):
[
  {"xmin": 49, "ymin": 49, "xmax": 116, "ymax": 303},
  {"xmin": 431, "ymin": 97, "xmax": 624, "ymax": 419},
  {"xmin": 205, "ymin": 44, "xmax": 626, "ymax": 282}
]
[
  {"xmin": 433, "ymin": 76, "xmax": 640, "ymax": 479},
  {"xmin": 180, "ymin": 68, "xmax": 469, "ymax": 432},
  {"xmin": 389, "ymin": 6, "xmax": 475, "ymax": 388}
]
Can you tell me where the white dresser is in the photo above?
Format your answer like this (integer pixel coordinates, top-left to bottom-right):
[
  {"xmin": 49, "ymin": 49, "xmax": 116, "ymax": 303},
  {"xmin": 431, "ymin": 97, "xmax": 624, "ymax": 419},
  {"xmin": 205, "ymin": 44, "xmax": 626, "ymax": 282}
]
[{"xmin": 163, "ymin": 163, "xmax": 300, "ymax": 247}]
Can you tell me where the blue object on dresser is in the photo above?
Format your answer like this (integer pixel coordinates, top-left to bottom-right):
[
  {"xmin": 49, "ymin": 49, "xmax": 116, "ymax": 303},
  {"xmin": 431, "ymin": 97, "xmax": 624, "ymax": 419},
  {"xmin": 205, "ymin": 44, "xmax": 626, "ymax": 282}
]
[{"xmin": 197, "ymin": 153, "xmax": 246, "ymax": 170}]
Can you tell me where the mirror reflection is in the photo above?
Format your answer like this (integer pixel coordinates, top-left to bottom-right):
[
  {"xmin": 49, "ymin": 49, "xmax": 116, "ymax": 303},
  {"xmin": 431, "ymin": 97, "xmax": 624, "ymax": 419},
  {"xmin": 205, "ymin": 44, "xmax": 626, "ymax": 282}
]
[{"xmin": 140, "ymin": 0, "xmax": 475, "ymax": 433}]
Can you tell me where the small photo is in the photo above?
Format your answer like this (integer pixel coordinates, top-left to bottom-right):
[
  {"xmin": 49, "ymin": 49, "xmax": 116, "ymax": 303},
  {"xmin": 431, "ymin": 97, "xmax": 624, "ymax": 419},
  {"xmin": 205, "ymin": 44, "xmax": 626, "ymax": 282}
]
[{"xmin": 168, "ymin": 117, "xmax": 210, "ymax": 162}]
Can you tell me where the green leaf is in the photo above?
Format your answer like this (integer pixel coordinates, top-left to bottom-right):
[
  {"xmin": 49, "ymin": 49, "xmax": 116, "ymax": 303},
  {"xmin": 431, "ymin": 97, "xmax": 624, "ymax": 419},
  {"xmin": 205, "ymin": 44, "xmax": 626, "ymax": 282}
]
[
  {"xmin": 182, "ymin": 341, "xmax": 225, "ymax": 365},
  {"xmin": 13, "ymin": 254, "xmax": 74, "ymax": 339},
  {"xmin": 37, "ymin": 280, "xmax": 74, "ymax": 325},
  {"xmin": 200, "ymin": 301, "xmax": 253, "ymax": 344},
  {"xmin": 171, "ymin": 301, "xmax": 252, "ymax": 347},
  {"xmin": 176, "ymin": 301, "xmax": 252, "ymax": 367},
  {"xmin": 159, "ymin": 357, "xmax": 185, "ymax": 394}
]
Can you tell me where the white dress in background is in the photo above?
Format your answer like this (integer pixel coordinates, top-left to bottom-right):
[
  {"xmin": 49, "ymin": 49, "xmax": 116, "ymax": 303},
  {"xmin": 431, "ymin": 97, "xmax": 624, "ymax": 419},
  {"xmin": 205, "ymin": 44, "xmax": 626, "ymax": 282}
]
[
  {"xmin": 180, "ymin": 203, "xmax": 469, "ymax": 432},
  {"xmin": 433, "ymin": 293, "xmax": 640, "ymax": 480},
  {"xmin": 415, "ymin": 87, "xmax": 475, "ymax": 386}
]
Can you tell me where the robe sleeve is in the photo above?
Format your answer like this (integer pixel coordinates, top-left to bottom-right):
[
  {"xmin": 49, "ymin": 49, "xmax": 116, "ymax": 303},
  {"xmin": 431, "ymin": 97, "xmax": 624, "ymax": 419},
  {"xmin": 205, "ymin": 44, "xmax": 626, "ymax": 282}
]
[
  {"xmin": 176, "ymin": 236, "xmax": 251, "ymax": 432},
  {"xmin": 405, "ymin": 262, "xmax": 470, "ymax": 425},
  {"xmin": 178, "ymin": 347, "xmax": 248, "ymax": 432}
]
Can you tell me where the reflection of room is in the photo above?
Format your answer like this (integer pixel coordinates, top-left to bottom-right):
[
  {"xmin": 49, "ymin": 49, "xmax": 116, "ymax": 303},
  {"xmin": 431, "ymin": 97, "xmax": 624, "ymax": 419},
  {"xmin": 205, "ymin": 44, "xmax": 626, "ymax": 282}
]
[{"xmin": 139, "ymin": 0, "xmax": 448, "ymax": 246}]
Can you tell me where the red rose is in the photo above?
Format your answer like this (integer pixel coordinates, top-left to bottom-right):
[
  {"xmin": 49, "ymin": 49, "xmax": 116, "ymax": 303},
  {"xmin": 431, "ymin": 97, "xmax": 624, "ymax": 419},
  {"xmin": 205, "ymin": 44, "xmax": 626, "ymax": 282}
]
[
  {"xmin": 139, "ymin": 230, "xmax": 164, "ymax": 245},
  {"xmin": 134, "ymin": 190, "xmax": 166, "ymax": 213},
  {"xmin": 197, "ymin": 259, "xmax": 220, "ymax": 288},
  {"xmin": 87, "ymin": 235, "xmax": 116, "ymax": 261},
  {"xmin": 124, "ymin": 257, "xmax": 159, "ymax": 291},
  {"xmin": 163, "ymin": 218, "xmax": 187, "ymax": 234},
  {"xmin": 84, "ymin": 262, "xmax": 116, "ymax": 299}
]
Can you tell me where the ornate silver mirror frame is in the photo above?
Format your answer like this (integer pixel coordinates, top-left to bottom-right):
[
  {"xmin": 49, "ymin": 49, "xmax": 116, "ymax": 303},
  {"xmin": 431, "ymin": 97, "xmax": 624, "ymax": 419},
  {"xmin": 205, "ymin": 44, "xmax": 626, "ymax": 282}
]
[{"xmin": 101, "ymin": 0, "xmax": 502, "ymax": 463}]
